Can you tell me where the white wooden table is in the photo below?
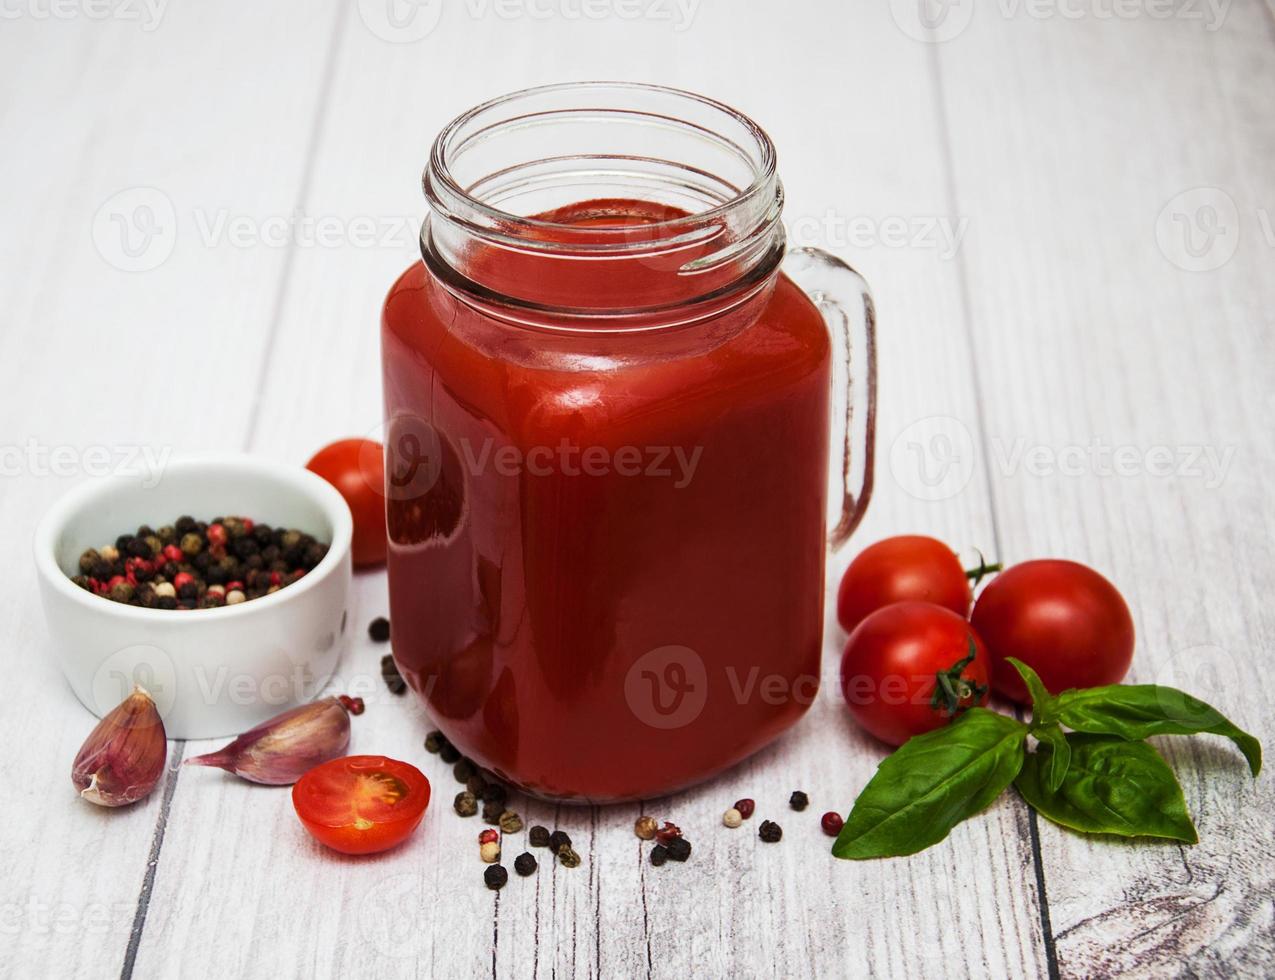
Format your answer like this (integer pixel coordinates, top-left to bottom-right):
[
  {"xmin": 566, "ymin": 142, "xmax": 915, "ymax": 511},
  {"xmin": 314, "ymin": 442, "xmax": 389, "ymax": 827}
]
[{"xmin": 3, "ymin": 2, "xmax": 1272, "ymax": 976}]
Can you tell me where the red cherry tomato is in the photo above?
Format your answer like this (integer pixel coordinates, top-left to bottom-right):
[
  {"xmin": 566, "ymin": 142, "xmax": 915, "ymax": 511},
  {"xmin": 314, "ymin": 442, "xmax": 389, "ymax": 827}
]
[
  {"xmin": 971, "ymin": 559, "xmax": 1134, "ymax": 703},
  {"xmin": 837, "ymin": 535, "xmax": 984, "ymax": 633},
  {"xmin": 306, "ymin": 439, "xmax": 386, "ymax": 568},
  {"xmin": 840, "ymin": 602, "xmax": 991, "ymax": 746},
  {"xmin": 292, "ymin": 755, "xmax": 430, "ymax": 855}
]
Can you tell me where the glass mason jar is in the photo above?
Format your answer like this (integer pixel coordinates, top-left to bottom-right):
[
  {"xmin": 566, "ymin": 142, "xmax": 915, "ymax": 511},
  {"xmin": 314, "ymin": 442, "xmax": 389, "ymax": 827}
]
[{"xmin": 382, "ymin": 82, "xmax": 876, "ymax": 803}]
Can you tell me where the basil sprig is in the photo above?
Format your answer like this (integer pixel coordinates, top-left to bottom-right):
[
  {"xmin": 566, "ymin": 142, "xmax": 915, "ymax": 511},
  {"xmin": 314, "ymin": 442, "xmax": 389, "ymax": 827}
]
[{"xmin": 833, "ymin": 658, "xmax": 1260, "ymax": 860}]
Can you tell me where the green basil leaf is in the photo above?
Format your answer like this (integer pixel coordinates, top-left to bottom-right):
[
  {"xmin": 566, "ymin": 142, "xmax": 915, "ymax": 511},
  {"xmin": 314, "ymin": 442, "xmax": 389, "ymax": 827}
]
[
  {"xmin": 1005, "ymin": 657, "xmax": 1059, "ymax": 726},
  {"xmin": 1033, "ymin": 723, "xmax": 1071, "ymax": 792},
  {"xmin": 833, "ymin": 708, "xmax": 1027, "ymax": 859},
  {"xmin": 1016, "ymin": 733, "xmax": 1197, "ymax": 843},
  {"xmin": 1055, "ymin": 684, "xmax": 1261, "ymax": 776}
]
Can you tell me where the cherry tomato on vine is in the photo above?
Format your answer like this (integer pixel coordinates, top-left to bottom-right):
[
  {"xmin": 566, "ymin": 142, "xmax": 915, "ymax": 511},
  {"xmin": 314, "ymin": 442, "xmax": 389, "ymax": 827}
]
[
  {"xmin": 292, "ymin": 755, "xmax": 430, "ymax": 855},
  {"xmin": 971, "ymin": 559, "xmax": 1134, "ymax": 703},
  {"xmin": 836, "ymin": 535, "xmax": 999, "ymax": 633},
  {"xmin": 840, "ymin": 601, "xmax": 991, "ymax": 746},
  {"xmin": 306, "ymin": 438, "xmax": 386, "ymax": 568}
]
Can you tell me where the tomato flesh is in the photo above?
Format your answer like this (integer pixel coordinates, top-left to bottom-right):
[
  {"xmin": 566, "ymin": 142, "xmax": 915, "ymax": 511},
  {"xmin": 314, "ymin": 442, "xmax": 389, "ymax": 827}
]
[
  {"xmin": 837, "ymin": 535, "xmax": 972, "ymax": 633},
  {"xmin": 292, "ymin": 755, "xmax": 430, "ymax": 855},
  {"xmin": 840, "ymin": 601, "xmax": 991, "ymax": 746},
  {"xmin": 306, "ymin": 438, "xmax": 387, "ymax": 568},
  {"xmin": 971, "ymin": 559, "xmax": 1134, "ymax": 702}
]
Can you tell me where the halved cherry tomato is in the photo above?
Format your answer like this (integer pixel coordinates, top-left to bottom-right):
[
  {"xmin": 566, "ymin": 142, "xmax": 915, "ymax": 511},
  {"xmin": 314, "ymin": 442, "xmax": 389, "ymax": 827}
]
[
  {"xmin": 306, "ymin": 439, "xmax": 387, "ymax": 568},
  {"xmin": 971, "ymin": 559, "xmax": 1134, "ymax": 703},
  {"xmin": 840, "ymin": 602, "xmax": 991, "ymax": 746},
  {"xmin": 292, "ymin": 755, "xmax": 430, "ymax": 855},
  {"xmin": 837, "ymin": 535, "xmax": 995, "ymax": 633}
]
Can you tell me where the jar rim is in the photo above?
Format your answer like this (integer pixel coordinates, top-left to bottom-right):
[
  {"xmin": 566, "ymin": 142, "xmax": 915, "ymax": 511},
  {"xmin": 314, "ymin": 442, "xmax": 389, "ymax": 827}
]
[{"xmin": 424, "ymin": 80, "xmax": 780, "ymax": 252}]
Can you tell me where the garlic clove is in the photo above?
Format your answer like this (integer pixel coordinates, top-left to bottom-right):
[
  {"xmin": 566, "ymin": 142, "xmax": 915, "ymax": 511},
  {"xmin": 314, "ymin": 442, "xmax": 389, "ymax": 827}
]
[
  {"xmin": 184, "ymin": 695, "xmax": 363, "ymax": 785},
  {"xmin": 72, "ymin": 686, "xmax": 168, "ymax": 807}
]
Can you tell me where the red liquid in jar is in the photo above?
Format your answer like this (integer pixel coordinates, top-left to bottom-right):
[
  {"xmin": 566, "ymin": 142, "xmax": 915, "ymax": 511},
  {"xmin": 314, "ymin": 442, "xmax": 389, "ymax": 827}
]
[{"xmin": 382, "ymin": 200, "xmax": 831, "ymax": 801}]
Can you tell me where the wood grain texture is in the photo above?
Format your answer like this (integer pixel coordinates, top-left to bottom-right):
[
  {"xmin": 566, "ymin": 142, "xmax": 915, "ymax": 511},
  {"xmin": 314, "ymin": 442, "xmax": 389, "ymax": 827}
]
[
  {"xmin": 1, "ymin": 0, "xmax": 1270, "ymax": 977},
  {"xmin": 0, "ymin": 4, "xmax": 337, "ymax": 977},
  {"xmin": 933, "ymin": 1, "xmax": 1275, "ymax": 976}
]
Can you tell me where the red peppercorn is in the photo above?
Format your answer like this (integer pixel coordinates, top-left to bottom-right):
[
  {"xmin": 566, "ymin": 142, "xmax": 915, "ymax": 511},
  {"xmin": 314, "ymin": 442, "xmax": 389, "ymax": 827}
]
[
  {"xmin": 655, "ymin": 821, "xmax": 682, "ymax": 845},
  {"xmin": 106, "ymin": 575, "xmax": 126, "ymax": 591},
  {"xmin": 207, "ymin": 523, "xmax": 228, "ymax": 547},
  {"xmin": 269, "ymin": 570, "xmax": 282, "ymax": 587},
  {"xmin": 337, "ymin": 695, "xmax": 365, "ymax": 715},
  {"xmin": 478, "ymin": 828, "xmax": 499, "ymax": 845},
  {"xmin": 821, "ymin": 812, "xmax": 844, "ymax": 837},
  {"xmin": 173, "ymin": 572, "xmax": 195, "ymax": 591},
  {"xmin": 226, "ymin": 580, "xmax": 244, "ymax": 593},
  {"xmin": 734, "ymin": 798, "xmax": 755, "ymax": 819},
  {"xmin": 241, "ymin": 518, "xmax": 254, "ymax": 533},
  {"xmin": 163, "ymin": 544, "xmax": 184, "ymax": 563}
]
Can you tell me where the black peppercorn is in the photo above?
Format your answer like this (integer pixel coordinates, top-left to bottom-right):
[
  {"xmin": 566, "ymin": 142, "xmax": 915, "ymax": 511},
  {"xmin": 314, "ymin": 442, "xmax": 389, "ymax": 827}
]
[
  {"xmin": 548, "ymin": 830, "xmax": 571, "ymax": 855},
  {"xmin": 759, "ymin": 820, "xmax": 783, "ymax": 842},
  {"xmin": 424, "ymin": 731, "xmax": 447, "ymax": 754},
  {"xmin": 665, "ymin": 837, "xmax": 691, "ymax": 862},
  {"xmin": 514, "ymin": 852, "xmax": 537, "ymax": 876},
  {"xmin": 368, "ymin": 617, "xmax": 391, "ymax": 642},
  {"xmin": 529, "ymin": 825, "xmax": 551, "ymax": 848},
  {"xmin": 381, "ymin": 654, "xmax": 407, "ymax": 695},
  {"xmin": 454, "ymin": 791, "xmax": 478, "ymax": 817},
  {"xmin": 789, "ymin": 791, "xmax": 809, "ymax": 811},
  {"xmin": 483, "ymin": 865, "xmax": 508, "ymax": 890},
  {"xmin": 482, "ymin": 783, "xmax": 508, "ymax": 807},
  {"xmin": 453, "ymin": 758, "xmax": 476, "ymax": 783},
  {"xmin": 466, "ymin": 772, "xmax": 488, "ymax": 797},
  {"xmin": 650, "ymin": 845, "xmax": 668, "ymax": 867},
  {"xmin": 481, "ymin": 801, "xmax": 504, "ymax": 825},
  {"xmin": 439, "ymin": 742, "xmax": 461, "ymax": 765},
  {"xmin": 175, "ymin": 515, "xmax": 196, "ymax": 534},
  {"xmin": 156, "ymin": 595, "xmax": 178, "ymax": 610}
]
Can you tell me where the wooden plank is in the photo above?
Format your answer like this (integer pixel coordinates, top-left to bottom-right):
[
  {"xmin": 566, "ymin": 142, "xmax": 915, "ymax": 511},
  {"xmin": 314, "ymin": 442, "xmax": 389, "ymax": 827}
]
[
  {"xmin": 933, "ymin": 3, "xmax": 1275, "ymax": 975},
  {"xmin": 133, "ymin": 3, "xmax": 1048, "ymax": 978},
  {"xmin": 0, "ymin": 4, "xmax": 340, "ymax": 977}
]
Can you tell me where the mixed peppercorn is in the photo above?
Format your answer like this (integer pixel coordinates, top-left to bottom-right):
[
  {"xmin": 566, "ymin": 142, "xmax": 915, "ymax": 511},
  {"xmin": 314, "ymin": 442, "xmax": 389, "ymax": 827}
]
[
  {"xmin": 423, "ymin": 717, "xmax": 841, "ymax": 886},
  {"xmin": 424, "ymin": 727, "xmax": 584, "ymax": 888},
  {"xmin": 71, "ymin": 516, "xmax": 327, "ymax": 610}
]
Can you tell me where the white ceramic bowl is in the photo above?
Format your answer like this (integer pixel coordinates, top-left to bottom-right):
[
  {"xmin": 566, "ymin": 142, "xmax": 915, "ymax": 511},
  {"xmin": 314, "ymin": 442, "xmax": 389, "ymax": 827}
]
[{"xmin": 34, "ymin": 454, "xmax": 354, "ymax": 739}]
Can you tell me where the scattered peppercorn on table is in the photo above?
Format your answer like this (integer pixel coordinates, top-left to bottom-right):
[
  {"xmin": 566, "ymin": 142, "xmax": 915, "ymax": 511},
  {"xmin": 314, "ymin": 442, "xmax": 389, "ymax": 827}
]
[{"xmin": 5, "ymin": 6, "xmax": 1275, "ymax": 979}]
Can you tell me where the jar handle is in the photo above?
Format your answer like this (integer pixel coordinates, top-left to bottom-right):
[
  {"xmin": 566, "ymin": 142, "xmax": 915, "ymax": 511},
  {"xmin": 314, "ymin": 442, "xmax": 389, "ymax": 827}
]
[{"xmin": 782, "ymin": 246, "xmax": 877, "ymax": 552}]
